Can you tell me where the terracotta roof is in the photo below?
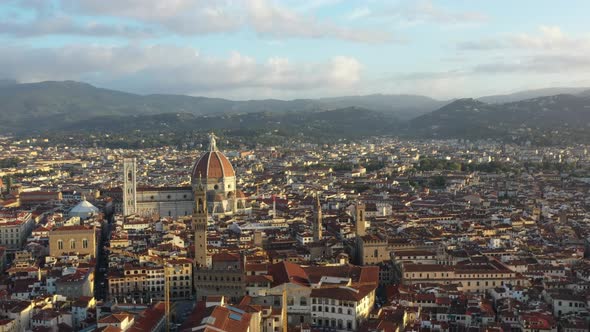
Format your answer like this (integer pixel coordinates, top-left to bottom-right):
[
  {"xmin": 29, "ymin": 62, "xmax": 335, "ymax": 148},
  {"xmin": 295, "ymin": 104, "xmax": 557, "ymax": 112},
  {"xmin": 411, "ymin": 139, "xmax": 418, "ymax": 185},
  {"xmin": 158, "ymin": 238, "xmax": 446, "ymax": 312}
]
[
  {"xmin": 191, "ymin": 151, "xmax": 235, "ymax": 179},
  {"xmin": 98, "ymin": 313, "xmax": 133, "ymax": 324},
  {"xmin": 180, "ymin": 302, "xmax": 252, "ymax": 332},
  {"xmin": 73, "ymin": 296, "xmax": 93, "ymax": 308},
  {"xmin": 245, "ymin": 275, "xmax": 273, "ymax": 283},
  {"xmin": 50, "ymin": 225, "xmax": 93, "ymax": 233},
  {"xmin": 268, "ymin": 261, "xmax": 309, "ymax": 288},
  {"xmin": 303, "ymin": 264, "xmax": 379, "ymax": 285},
  {"xmin": 311, "ymin": 284, "xmax": 376, "ymax": 302},
  {"xmin": 128, "ymin": 302, "xmax": 165, "ymax": 332},
  {"xmin": 212, "ymin": 252, "xmax": 241, "ymax": 263}
]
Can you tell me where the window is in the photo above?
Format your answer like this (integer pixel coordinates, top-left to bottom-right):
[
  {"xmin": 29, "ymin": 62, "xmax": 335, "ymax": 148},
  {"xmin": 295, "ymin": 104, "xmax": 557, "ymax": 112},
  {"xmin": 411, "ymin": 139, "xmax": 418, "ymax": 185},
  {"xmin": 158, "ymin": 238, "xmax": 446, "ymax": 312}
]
[
  {"xmin": 58, "ymin": 240, "xmax": 63, "ymax": 250},
  {"xmin": 82, "ymin": 239, "xmax": 88, "ymax": 249},
  {"xmin": 70, "ymin": 239, "xmax": 76, "ymax": 249}
]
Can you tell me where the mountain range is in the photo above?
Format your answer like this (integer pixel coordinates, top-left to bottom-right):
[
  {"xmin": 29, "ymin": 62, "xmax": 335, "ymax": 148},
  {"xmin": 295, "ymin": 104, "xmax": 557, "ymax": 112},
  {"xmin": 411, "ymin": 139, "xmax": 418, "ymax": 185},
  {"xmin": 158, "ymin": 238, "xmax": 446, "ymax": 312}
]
[
  {"xmin": 409, "ymin": 93, "xmax": 590, "ymax": 143},
  {"xmin": 1, "ymin": 80, "xmax": 590, "ymax": 144},
  {"xmin": 0, "ymin": 80, "xmax": 446, "ymax": 133}
]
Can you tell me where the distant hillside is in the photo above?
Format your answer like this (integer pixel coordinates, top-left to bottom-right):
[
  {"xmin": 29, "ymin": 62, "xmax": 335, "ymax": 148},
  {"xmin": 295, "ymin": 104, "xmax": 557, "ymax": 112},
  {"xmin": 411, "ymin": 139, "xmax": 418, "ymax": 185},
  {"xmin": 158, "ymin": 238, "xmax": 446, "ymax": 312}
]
[
  {"xmin": 6, "ymin": 79, "xmax": 590, "ymax": 145},
  {"xmin": 478, "ymin": 87, "xmax": 590, "ymax": 104},
  {"xmin": 55, "ymin": 107, "xmax": 397, "ymax": 141},
  {"xmin": 318, "ymin": 94, "xmax": 447, "ymax": 120},
  {"xmin": 0, "ymin": 80, "xmax": 444, "ymax": 134},
  {"xmin": 409, "ymin": 94, "xmax": 590, "ymax": 143}
]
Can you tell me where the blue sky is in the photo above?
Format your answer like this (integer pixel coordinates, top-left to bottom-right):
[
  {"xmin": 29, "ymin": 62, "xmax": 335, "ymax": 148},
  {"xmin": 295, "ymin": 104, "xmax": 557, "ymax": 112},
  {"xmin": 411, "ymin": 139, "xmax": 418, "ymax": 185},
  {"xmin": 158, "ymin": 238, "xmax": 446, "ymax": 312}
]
[{"xmin": 1, "ymin": 0, "xmax": 589, "ymax": 100}]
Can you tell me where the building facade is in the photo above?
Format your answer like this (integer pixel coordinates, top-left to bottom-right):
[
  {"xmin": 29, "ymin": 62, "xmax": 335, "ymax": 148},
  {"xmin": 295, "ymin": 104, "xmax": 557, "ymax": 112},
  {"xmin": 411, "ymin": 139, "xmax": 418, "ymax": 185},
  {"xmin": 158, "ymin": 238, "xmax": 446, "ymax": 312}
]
[
  {"xmin": 48, "ymin": 225, "xmax": 97, "ymax": 258},
  {"xmin": 0, "ymin": 212, "xmax": 34, "ymax": 251}
]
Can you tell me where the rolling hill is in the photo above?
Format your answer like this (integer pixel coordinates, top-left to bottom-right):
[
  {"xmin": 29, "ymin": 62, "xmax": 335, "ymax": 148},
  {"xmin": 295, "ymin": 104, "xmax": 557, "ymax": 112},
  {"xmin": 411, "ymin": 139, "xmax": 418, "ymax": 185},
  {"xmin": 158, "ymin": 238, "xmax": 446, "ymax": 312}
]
[
  {"xmin": 477, "ymin": 87, "xmax": 590, "ymax": 104},
  {"xmin": 0, "ymin": 80, "xmax": 445, "ymax": 134},
  {"xmin": 409, "ymin": 94, "xmax": 590, "ymax": 142},
  {"xmin": 56, "ymin": 107, "xmax": 398, "ymax": 140}
]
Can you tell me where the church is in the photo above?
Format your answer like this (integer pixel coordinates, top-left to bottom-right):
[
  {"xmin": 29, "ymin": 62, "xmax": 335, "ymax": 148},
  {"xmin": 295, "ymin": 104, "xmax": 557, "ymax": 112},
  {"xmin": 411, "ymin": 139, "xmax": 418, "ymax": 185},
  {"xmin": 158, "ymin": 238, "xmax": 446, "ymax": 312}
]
[{"xmin": 106, "ymin": 134, "xmax": 250, "ymax": 219}]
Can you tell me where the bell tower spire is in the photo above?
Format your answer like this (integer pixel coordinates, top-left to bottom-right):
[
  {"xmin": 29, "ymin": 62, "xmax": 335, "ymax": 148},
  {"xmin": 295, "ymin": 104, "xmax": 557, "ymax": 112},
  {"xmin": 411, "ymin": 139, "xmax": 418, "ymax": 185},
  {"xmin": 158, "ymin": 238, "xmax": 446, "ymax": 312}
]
[{"xmin": 194, "ymin": 172, "xmax": 208, "ymax": 268}]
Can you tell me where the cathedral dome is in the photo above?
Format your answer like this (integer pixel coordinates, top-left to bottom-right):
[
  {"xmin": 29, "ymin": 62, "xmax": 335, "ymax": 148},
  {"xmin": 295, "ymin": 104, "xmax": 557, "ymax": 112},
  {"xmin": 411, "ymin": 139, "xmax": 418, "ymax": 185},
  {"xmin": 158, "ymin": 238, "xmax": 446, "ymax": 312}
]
[{"xmin": 191, "ymin": 133, "xmax": 235, "ymax": 181}]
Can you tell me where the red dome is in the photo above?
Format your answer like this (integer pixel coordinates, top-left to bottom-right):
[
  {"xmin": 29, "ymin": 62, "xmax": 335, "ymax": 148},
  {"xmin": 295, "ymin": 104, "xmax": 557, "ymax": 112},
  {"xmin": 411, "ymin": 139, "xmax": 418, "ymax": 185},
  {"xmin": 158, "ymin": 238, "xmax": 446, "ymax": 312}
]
[{"xmin": 191, "ymin": 151, "xmax": 235, "ymax": 180}]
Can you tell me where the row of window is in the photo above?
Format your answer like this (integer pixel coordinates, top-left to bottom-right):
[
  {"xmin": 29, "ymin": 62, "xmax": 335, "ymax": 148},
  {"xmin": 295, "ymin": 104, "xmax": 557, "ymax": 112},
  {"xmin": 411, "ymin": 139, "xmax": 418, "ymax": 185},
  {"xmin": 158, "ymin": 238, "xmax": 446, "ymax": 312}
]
[
  {"xmin": 557, "ymin": 301, "xmax": 586, "ymax": 308},
  {"xmin": 312, "ymin": 306, "xmax": 353, "ymax": 315},
  {"xmin": 311, "ymin": 298, "xmax": 355, "ymax": 307},
  {"xmin": 196, "ymin": 275, "xmax": 242, "ymax": 282},
  {"xmin": 57, "ymin": 239, "xmax": 89, "ymax": 250},
  {"xmin": 407, "ymin": 272, "xmax": 513, "ymax": 279},
  {"xmin": 312, "ymin": 318, "xmax": 353, "ymax": 330}
]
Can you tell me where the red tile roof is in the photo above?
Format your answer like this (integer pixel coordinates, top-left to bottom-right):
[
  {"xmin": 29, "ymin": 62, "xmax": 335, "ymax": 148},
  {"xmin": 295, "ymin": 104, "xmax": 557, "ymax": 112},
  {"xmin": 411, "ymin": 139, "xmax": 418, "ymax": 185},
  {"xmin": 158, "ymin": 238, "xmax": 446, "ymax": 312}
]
[
  {"xmin": 311, "ymin": 284, "xmax": 376, "ymax": 302},
  {"xmin": 268, "ymin": 261, "xmax": 309, "ymax": 288},
  {"xmin": 192, "ymin": 151, "xmax": 235, "ymax": 179},
  {"xmin": 180, "ymin": 301, "xmax": 252, "ymax": 332}
]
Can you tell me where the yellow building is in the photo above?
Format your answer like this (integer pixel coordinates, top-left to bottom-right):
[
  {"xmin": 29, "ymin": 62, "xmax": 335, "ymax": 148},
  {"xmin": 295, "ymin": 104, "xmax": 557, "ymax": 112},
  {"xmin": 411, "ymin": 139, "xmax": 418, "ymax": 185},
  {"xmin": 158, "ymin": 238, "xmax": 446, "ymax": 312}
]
[
  {"xmin": 358, "ymin": 234, "xmax": 389, "ymax": 265},
  {"xmin": 401, "ymin": 258, "xmax": 529, "ymax": 293},
  {"xmin": 108, "ymin": 259, "xmax": 193, "ymax": 302},
  {"xmin": 48, "ymin": 225, "xmax": 97, "ymax": 258}
]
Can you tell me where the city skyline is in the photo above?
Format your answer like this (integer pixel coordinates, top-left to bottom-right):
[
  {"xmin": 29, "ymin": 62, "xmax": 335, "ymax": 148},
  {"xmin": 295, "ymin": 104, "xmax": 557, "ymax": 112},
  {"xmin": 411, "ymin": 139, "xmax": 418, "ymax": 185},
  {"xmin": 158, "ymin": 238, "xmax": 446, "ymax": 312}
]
[{"xmin": 1, "ymin": 0, "xmax": 590, "ymax": 100}]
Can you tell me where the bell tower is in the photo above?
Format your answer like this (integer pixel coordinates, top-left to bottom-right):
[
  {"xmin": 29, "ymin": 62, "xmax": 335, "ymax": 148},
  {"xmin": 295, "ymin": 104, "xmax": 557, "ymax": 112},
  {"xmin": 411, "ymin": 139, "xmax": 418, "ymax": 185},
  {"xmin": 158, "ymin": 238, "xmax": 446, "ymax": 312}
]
[
  {"xmin": 122, "ymin": 158, "xmax": 137, "ymax": 216},
  {"xmin": 193, "ymin": 175, "xmax": 208, "ymax": 268},
  {"xmin": 313, "ymin": 193, "xmax": 323, "ymax": 242},
  {"xmin": 355, "ymin": 202, "xmax": 366, "ymax": 237}
]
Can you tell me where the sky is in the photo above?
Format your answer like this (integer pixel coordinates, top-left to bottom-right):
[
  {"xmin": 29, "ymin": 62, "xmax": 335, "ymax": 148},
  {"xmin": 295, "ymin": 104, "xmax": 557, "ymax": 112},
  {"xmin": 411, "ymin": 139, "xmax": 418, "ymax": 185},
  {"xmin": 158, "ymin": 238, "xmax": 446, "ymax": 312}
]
[{"xmin": 1, "ymin": 0, "xmax": 589, "ymax": 100}]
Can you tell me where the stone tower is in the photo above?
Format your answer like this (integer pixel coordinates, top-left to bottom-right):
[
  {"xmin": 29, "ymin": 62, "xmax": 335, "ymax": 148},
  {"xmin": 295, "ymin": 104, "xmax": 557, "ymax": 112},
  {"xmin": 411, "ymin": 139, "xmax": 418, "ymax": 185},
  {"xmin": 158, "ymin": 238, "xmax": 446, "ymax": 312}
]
[
  {"xmin": 313, "ymin": 193, "xmax": 323, "ymax": 242},
  {"xmin": 193, "ymin": 179, "xmax": 208, "ymax": 268},
  {"xmin": 355, "ymin": 202, "xmax": 366, "ymax": 237},
  {"xmin": 122, "ymin": 158, "xmax": 137, "ymax": 216}
]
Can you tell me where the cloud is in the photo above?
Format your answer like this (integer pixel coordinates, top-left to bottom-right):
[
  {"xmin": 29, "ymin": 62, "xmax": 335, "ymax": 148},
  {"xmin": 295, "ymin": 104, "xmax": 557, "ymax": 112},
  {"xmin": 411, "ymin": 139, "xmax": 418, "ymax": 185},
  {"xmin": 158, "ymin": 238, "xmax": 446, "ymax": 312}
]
[
  {"xmin": 0, "ymin": 43, "xmax": 362, "ymax": 98},
  {"xmin": 6, "ymin": 0, "xmax": 393, "ymax": 43},
  {"xmin": 473, "ymin": 55, "xmax": 590, "ymax": 74},
  {"xmin": 346, "ymin": 7, "xmax": 371, "ymax": 20},
  {"xmin": 62, "ymin": 0, "xmax": 241, "ymax": 35},
  {"xmin": 246, "ymin": 0, "xmax": 391, "ymax": 43},
  {"xmin": 388, "ymin": 53, "xmax": 590, "ymax": 85},
  {"xmin": 0, "ymin": 16, "xmax": 155, "ymax": 38},
  {"xmin": 457, "ymin": 26, "xmax": 590, "ymax": 51},
  {"xmin": 395, "ymin": 1, "xmax": 487, "ymax": 24},
  {"xmin": 356, "ymin": 0, "xmax": 487, "ymax": 25}
]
